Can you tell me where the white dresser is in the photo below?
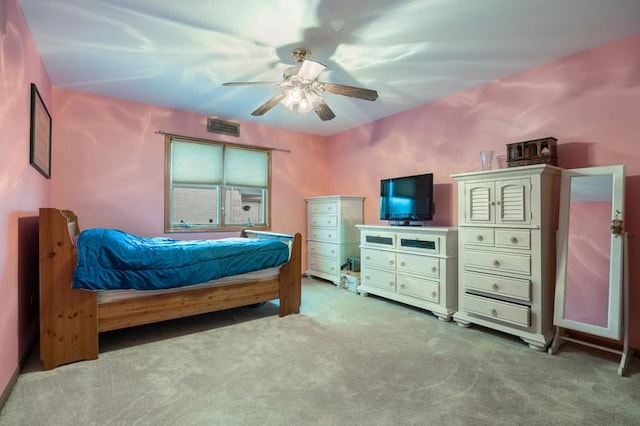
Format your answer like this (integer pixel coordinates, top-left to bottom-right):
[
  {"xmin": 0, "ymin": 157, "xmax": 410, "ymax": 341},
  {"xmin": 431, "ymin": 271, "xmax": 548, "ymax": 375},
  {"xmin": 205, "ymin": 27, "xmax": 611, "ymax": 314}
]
[
  {"xmin": 451, "ymin": 164, "xmax": 561, "ymax": 349},
  {"xmin": 305, "ymin": 195, "xmax": 364, "ymax": 285},
  {"xmin": 356, "ymin": 225, "xmax": 458, "ymax": 321}
]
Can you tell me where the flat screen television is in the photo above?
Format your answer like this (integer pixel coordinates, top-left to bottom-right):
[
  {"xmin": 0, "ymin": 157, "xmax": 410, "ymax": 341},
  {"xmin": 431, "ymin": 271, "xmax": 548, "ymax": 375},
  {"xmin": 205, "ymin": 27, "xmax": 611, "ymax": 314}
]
[{"xmin": 380, "ymin": 173, "xmax": 434, "ymax": 224}]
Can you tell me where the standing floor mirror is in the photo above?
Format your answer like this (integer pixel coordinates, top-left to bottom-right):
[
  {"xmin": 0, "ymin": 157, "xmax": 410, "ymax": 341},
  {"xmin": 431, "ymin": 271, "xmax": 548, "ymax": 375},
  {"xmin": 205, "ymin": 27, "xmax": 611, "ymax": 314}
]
[{"xmin": 548, "ymin": 165, "xmax": 632, "ymax": 375}]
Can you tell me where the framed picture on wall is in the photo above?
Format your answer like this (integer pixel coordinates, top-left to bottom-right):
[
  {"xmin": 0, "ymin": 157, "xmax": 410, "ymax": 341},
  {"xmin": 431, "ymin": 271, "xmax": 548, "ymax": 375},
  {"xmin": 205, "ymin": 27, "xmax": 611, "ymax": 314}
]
[{"xmin": 29, "ymin": 83, "xmax": 52, "ymax": 179}]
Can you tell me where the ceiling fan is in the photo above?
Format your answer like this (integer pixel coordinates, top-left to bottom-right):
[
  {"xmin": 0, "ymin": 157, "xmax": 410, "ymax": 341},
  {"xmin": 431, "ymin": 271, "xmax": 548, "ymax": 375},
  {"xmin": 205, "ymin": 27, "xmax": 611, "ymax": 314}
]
[{"xmin": 222, "ymin": 48, "xmax": 378, "ymax": 121}]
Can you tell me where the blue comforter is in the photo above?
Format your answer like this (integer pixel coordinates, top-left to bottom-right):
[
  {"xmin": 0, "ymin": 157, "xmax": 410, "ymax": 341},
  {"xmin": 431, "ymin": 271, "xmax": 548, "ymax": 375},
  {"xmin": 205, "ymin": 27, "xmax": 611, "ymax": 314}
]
[{"xmin": 72, "ymin": 228, "xmax": 290, "ymax": 291}]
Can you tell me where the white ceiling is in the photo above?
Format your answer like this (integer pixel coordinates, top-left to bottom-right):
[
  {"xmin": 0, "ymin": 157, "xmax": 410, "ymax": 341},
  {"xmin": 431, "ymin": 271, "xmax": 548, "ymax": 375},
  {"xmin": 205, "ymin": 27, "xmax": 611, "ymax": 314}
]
[{"xmin": 18, "ymin": 0, "xmax": 640, "ymax": 136}]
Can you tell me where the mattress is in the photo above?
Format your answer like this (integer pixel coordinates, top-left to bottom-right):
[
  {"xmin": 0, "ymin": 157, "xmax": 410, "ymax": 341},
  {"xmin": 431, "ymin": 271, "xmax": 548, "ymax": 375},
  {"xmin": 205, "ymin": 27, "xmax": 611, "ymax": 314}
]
[{"xmin": 97, "ymin": 266, "xmax": 281, "ymax": 303}]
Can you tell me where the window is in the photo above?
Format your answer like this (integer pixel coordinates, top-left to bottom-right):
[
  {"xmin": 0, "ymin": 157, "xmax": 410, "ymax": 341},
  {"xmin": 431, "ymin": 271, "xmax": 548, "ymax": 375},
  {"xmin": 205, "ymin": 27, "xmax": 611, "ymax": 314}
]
[{"xmin": 165, "ymin": 134, "xmax": 271, "ymax": 233}]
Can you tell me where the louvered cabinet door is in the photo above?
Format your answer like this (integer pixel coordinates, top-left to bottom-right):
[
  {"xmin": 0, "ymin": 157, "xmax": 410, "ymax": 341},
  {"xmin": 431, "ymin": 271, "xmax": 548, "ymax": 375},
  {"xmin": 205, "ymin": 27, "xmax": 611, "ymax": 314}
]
[
  {"xmin": 495, "ymin": 178, "xmax": 531, "ymax": 225},
  {"xmin": 464, "ymin": 182, "xmax": 493, "ymax": 224}
]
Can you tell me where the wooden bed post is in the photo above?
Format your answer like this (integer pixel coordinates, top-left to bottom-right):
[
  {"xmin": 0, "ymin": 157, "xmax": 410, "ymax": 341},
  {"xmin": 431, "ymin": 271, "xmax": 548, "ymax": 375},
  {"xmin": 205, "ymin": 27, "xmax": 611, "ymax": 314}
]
[
  {"xmin": 39, "ymin": 208, "xmax": 98, "ymax": 370},
  {"xmin": 278, "ymin": 233, "xmax": 302, "ymax": 316}
]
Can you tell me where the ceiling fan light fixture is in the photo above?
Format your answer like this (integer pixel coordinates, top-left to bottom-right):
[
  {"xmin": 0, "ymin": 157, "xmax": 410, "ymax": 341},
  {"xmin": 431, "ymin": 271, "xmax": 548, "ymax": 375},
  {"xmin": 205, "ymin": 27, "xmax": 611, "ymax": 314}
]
[
  {"xmin": 288, "ymin": 87, "xmax": 303, "ymax": 101},
  {"xmin": 280, "ymin": 85, "xmax": 322, "ymax": 114},
  {"xmin": 281, "ymin": 93, "xmax": 296, "ymax": 110},
  {"xmin": 306, "ymin": 89, "xmax": 322, "ymax": 107},
  {"xmin": 297, "ymin": 97, "xmax": 313, "ymax": 114}
]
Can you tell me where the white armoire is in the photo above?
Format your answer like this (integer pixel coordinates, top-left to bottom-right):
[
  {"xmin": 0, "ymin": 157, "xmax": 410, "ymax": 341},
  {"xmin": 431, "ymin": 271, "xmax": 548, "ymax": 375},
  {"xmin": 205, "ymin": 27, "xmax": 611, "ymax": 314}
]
[{"xmin": 451, "ymin": 164, "xmax": 562, "ymax": 350}]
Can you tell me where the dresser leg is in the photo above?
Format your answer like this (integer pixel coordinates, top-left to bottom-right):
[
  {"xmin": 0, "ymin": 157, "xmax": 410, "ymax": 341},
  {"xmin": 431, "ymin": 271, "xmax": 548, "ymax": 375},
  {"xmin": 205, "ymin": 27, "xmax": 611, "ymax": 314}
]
[
  {"xmin": 521, "ymin": 338, "xmax": 548, "ymax": 351},
  {"xmin": 433, "ymin": 313, "xmax": 452, "ymax": 322},
  {"xmin": 454, "ymin": 319, "xmax": 471, "ymax": 328}
]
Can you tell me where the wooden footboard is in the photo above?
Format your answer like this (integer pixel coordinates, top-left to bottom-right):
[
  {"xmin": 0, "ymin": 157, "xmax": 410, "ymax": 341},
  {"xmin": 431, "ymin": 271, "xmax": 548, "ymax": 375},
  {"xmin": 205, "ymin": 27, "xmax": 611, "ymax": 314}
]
[{"xmin": 39, "ymin": 208, "xmax": 302, "ymax": 370}]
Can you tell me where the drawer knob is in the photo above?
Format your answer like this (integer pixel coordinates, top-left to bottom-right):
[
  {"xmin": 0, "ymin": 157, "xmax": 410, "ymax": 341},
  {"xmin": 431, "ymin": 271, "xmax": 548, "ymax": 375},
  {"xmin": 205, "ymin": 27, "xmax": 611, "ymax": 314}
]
[
  {"xmin": 400, "ymin": 261, "xmax": 406, "ymax": 267},
  {"xmin": 366, "ymin": 256, "xmax": 371, "ymax": 260},
  {"xmin": 328, "ymin": 234, "xmax": 332, "ymax": 238},
  {"xmin": 492, "ymin": 283, "xmax": 499, "ymax": 291},
  {"xmin": 389, "ymin": 260, "xmax": 395, "ymax": 266},
  {"xmin": 389, "ymin": 281, "xmax": 394, "ymax": 287},
  {"xmin": 431, "ymin": 291, "xmax": 436, "ymax": 298},
  {"xmin": 493, "ymin": 260, "xmax": 501, "ymax": 267},
  {"xmin": 490, "ymin": 308, "xmax": 498, "ymax": 316},
  {"xmin": 511, "ymin": 237, "xmax": 518, "ymax": 244},
  {"xmin": 477, "ymin": 235, "xmax": 484, "ymax": 242},
  {"xmin": 490, "ymin": 201, "xmax": 495, "ymax": 206},
  {"xmin": 400, "ymin": 284, "xmax": 405, "ymax": 289},
  {"xmin": 431, "ymin": 266, "xmax": 437, "ymax": 273}
]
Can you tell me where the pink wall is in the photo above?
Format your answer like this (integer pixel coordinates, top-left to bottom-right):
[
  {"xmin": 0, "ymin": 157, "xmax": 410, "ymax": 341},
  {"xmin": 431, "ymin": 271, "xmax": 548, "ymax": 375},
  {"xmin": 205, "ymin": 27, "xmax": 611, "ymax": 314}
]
[
  {"xmin": 51, "ymin": 88, "xmax": 327, "ymax": 244},
  {"xmin": 326, "ymin": 32, "xmax": 640, "ymax": 347},
  {"xmin": 0, "ymin": 0, "xmax": 52, "ymax": 396}
]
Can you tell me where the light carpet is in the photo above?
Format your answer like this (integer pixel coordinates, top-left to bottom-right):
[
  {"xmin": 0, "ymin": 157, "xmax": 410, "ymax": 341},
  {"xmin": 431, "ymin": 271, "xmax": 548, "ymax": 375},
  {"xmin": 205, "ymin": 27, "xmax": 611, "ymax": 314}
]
[{"xmin": 1, "ymin": 278, "xmax": 639, "ymax": 425}]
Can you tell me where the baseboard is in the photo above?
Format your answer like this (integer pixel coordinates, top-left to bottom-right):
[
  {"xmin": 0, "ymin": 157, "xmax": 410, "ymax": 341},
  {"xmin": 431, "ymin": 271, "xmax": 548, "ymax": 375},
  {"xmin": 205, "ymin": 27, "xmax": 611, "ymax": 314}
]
[{"xmin": 0, "ymin": 365, "xmax": 20, "ymax": 413}]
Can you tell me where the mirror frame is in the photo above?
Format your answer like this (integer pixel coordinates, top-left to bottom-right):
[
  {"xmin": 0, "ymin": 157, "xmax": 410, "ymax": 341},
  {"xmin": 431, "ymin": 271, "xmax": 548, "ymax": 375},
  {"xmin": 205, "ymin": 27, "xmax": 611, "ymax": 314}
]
[{"xmin": 553, "ymin": 165, "xmax": 625, "ymax": 340}]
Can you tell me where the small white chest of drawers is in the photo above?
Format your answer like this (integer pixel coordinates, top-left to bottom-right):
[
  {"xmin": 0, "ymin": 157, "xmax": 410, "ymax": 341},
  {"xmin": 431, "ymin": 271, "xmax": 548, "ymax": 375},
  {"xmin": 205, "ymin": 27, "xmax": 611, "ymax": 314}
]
[
  {"xmin": 451, "ymin": 164, "xmax": 561, "ymax": 350},
  {"xmin": 356, "ymin": 225, "xmax": 458, "ymax": 321},
  {"xmin": 305, "ymin": 195, "xmax": 364, "ymax": 285}
]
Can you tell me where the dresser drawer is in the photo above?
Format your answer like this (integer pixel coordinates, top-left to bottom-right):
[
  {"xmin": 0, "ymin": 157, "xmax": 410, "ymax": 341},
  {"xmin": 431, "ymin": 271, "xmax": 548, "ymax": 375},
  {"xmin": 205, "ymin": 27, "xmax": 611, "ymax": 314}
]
[
  {"xmin": 398, "ymin": 233, "xmax": 440, "ymax": 254},
  {"xmin": 464, "ymin": 249, "xmax": 531, "ymax": 275},
  {"xmin": 361, "ymin": 248, "xmax": 396, "ymax": 270},
  {"xmin": 460, "ymin": 227, "xmax": 495, "ymax": 247},
  {"xmin": 397, "ymin": 252, "xmax": 439, "ymax": 278},
  {"xmin": 361, "ymin": 231, "xmax": 396, "ymax": 249},
  {"xmin": 397, "ymin": 275, "xmax": 439, "ymax": 303},
  {"xmin": 463, "ymin": 271, "xmax": 530, "ymax": 303},
  {"xmin": 308, "ymin": 254, "xmax": 340, "ymax": 276},
  {"xmin": 308, "ymin": 214, "xmax": 338, "ymax": 228},
  {"xmin": 308, "ymin": 241, "xmax": 338, "ymax": 259},
  {"xmin": 308, "ymin": 228, "xmax": 339, "ymax": 242},
  {"xmin": 361, "ymin": 267, "xmax": 396, "ymax": 291},
  {"xmin": 307, "ymin": 201, "xmax": 338, "ymax": 214},
  {"xmin": 463, "ymin": 294, "xmax": 530, "ymax": 327},
  {"xmin": 495, "ymin": 229, "xmax": 530, "ymax": 250}
]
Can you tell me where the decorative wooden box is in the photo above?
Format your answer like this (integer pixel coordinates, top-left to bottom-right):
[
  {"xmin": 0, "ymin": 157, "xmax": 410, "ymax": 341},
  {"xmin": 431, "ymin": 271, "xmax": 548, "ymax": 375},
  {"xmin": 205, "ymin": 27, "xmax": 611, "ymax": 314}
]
[{"xmin": 507, "ymin": 137, "xmax": 558, "ymax": 167}]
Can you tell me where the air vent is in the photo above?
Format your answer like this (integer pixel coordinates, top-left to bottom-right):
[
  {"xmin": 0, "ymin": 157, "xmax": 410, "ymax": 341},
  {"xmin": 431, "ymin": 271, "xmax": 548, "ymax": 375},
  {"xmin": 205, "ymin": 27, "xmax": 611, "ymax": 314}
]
[{"xmin": 207, "ymin": 118, "xmax": 239, "ymax": 137}]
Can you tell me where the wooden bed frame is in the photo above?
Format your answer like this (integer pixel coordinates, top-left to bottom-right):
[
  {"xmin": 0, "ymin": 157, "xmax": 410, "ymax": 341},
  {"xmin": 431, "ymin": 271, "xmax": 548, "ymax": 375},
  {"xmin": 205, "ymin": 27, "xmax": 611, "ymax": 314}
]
[{"xmin": 39, "ymin": 207, "xmax": 302, "ymax": 370}]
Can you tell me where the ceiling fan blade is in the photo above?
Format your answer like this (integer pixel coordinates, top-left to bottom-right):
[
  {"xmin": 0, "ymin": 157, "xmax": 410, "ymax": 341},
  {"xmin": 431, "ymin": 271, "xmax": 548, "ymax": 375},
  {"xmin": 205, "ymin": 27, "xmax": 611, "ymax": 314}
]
[
  {"xmin": 298, "ymin": 60, "xmax": 326, "ymax": 81},
  {"xmin": 314, "ymin": 100, "xmax": 336, "ymax": 121},
  {"xmin": 223, "ymin": 81, "xmax": 281, "ymax": 86},
  {"xmin": 251, "ymin": 91, "xmax": 288, "ymax": 116},
  {"xmin": 321, "ymin": 82, "xmax": 378, "ymax": 101}
]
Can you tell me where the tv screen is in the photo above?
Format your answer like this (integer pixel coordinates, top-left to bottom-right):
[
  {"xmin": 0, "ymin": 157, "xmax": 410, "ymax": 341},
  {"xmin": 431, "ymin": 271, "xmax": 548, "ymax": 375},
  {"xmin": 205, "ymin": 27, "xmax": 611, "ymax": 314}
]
[{"xmin": 380, "ymin": 173, "xmax": 434, "ymax": 224}]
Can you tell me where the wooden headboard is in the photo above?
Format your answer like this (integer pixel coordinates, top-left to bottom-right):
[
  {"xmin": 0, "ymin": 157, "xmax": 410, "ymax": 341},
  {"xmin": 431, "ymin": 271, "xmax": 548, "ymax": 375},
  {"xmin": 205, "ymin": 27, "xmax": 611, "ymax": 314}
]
[{"xmin": 39, "ymin": 208, "xmax": 98, "ymax": 369}]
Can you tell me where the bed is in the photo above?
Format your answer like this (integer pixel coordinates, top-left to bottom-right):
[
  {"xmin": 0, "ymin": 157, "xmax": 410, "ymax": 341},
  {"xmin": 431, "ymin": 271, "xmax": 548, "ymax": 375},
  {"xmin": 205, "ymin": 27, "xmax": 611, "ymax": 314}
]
[{"xmin": 38, "ymin": 207, "xmax": 302, "ymax": 370}]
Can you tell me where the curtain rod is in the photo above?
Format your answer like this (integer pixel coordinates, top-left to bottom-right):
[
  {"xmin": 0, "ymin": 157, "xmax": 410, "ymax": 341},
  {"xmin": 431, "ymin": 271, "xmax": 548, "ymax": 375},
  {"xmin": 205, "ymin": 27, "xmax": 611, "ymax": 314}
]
[{"xmin": 154, "ymin": 130, "xmax": 291, "ymax": 153}]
